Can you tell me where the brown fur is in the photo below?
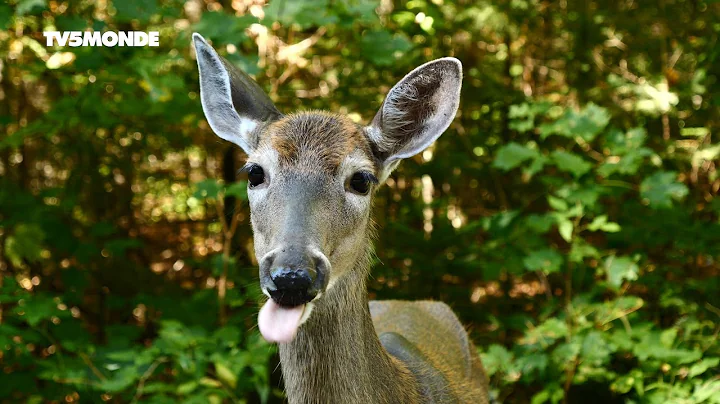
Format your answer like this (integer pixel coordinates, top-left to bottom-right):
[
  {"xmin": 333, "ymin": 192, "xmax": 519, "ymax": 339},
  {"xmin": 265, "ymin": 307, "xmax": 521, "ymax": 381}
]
[{"xmin": 266, "ymin": 111, "xmax": 375, "ymax": 174}]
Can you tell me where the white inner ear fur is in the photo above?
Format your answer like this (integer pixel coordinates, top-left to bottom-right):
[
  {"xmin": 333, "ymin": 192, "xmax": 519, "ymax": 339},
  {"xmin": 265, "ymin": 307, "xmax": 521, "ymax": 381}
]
[{"xmin": 194, "ymin": 34, "xmax": 257, "ymax": 153}]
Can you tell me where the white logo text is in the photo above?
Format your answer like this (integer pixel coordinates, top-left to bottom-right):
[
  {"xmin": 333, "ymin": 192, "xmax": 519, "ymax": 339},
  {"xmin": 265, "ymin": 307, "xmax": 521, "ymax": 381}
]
[{"xmin": 43, "ymin": 31, "xmax": 160, "ymax": 47}]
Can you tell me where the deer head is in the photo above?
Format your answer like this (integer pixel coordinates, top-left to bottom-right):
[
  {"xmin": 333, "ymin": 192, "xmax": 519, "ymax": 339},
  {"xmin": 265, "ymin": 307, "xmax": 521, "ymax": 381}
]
[{"xmin": 193, "ymin": 33, "xmax": 462, "ymax": 343}]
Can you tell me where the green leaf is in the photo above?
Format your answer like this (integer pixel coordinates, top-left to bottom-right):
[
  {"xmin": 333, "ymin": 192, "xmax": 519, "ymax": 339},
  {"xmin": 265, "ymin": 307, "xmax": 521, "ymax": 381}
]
[
  {"xmin": 538, "ymin": 104, "xmax": 609, "ymax": 142},
  {"xmin": 523, "ymin": 318, "xmax": 569, "ymax": 344},
  {"xmin": 16, "ymin": 0, "xmax": 46, "ymax": 15},
  {"xmin": 688, "ymin": 357, "xmax": 720, "ymax": 379},
  {"xmin": 551, "ymin": 150, "xmax": 592, "ymax": 178},
  {"xmin": 113, "ymin": 0, "xmax": 158, "ymax": 23},
  {"xmin": 104, "ymin": 238, "xmax": 142, "ymax": 255},
  {"xmin": 692, "ymin": 144, "xmax": 720, "ymax": 166},
  {"xmin": 226, "ymin": 53, "xmax": 261, "ymax": 76},
  {"xmin": 508, "ymin": 104, "xmax": 536, "ymax": 132},
  {"xmin": 680, "ymin": 127, "xmax": 710, "ymax": 137},
  {"xmin": 194, "ymin": 179, "xmax": 223, "ymax": 200},
  {"xmin": 157, "ymin": 320, "xmax": 196, "ymax": 349},
  {"xmin": 640, "ymin": 171, "xmax": 689, "ymax": 209},
  {"xmin": 587, "ymin": 215, "xmax": 621, "ymax": 232},
  {"xmin": 263, "ymin": 0, "xmax": 337, "ymax": 29},
  {"xmin": 692, "ymin": 380, "xmax": 720, "ymax": 403},
  {"xmin": 524, "ymin": 154, "xmax": 549, "ymax": 178},
  {"xmin": 5, "ymin": 224, "xmax": 45, "ymax": 267},
  {"xmin": 176, "ymin": 380, "xmax": 198, "ymax": 395},
  {"xmin": 98, "ymin": 367, "xmax": 137, "ymax": 393},
  {"xmin": 547, "ymin": 195, "xmax": 568, "ymax": 211},
  {"xmin": 605, "ymin": 256, "xmax": 639, "ymax": 288},
  {"xmin": 214, "ymin": 361, "xmax": 237, "ymax": 389},
  {"xmin": 568, "ymin": 239, "xmax": 599, "ymax": 263},
  {"xmin": 193, "ymin": 12, "xmax": 256, "ymax": 44},
  {"xmin": 360, "ymin": 30, "xmax": 413, "ymax": 66},
  {"xmin": 558, "ymin": 219, "xmax": 573, "ymax": 242},
  {"xmin": 493, "ymin": 142, "xmax": 539, "ymax": 171},
  {"xmin": 597, "ymin": 148, "xmax": 653, "ymax": 177},
  {"xmin": 509, "ymin": 117, "xmax": 534, "ymax": 132},
  {"xmin": 16, "ymin": 294, "xmax": 59, "ymax": 327},
  {"xmin": 524, "ymin": 214, "xmax": 554, "ymax": 234},
  {"xmin": 581, "ymin": 331, "xmax": 615, "ymax": 364},
  {"xmin": 514, "ymin": 352, "xmax": 549, "ymax": 376},
  {"xmin": 611, "ymin": 370, "xmax": 644, "ymax": 394},
  {"xmin": 224, "ymin": 182, "xmax": 248, "ymax": 200},
  {"xmin": 523, "ymin": 248, "xmax": 563, "ymax": 273},
  {"xmin": 508, "ymin": 103, "xmax": 533, "ymax": 119},
  {"xmin": 0, "ymin": 4, "xmax": 12, "ymax": 28},
  {"xmin": 480, "ymin": 344, "xmax": 514, "ymax": 377},
  {"xmin": 55, "ymin": 15, "xmax": 88, "ymax": 31},
  {"xmin": 573, "ymin": 103, "xmax": 611, "ymax": 142}
]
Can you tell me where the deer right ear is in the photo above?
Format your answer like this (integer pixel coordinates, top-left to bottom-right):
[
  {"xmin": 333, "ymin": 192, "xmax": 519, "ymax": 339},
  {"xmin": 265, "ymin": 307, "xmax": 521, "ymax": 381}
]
[
  {"xmin": 193, "ymin": 33, "xmax": 282, "ymax": 154},
  {"xmin": 366, "ymin": 58, "xmax": 462, "ymax": 182}
]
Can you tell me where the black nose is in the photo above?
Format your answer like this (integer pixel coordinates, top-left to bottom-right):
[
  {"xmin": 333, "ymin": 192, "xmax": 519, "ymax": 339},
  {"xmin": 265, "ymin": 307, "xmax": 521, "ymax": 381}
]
[{"xmin": 268, "ymin": 267, "xmax": 318, "ymax": 307}]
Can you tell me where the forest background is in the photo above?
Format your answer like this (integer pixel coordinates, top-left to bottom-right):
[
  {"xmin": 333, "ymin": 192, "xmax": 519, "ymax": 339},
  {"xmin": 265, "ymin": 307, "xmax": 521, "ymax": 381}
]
[{"xmin": 1, "ymin": 0, "xmax": 720, "ymax": 403}]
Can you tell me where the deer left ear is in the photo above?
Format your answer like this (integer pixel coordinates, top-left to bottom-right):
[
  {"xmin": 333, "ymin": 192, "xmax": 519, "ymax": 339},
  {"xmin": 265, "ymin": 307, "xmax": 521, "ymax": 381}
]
[
  {"xmin": 193, "ymin": 33, "xmax": 282, "ymax": 154},
  {"xmin": 366, "ymin": 58, "xmax": 462, "ymax": 182}
]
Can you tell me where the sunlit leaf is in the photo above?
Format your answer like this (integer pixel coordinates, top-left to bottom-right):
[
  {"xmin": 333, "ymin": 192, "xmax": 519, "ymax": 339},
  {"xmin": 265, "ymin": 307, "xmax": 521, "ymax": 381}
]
[
  {"xmin": 558, "ymin": 219, "xmax": 573, "ymax": 242},
  {"xmin": 587, "ymin": 215, "xmax": 621, "ymax": 233},
  {"xmin": 215, "ymin": 361, "xmax": 238, "ymax": 389},
  {"xmin": 692, "ymin": 380, "xmax": 720, "ymax": 403},
  {"xmin": 689, "ymin": 358, "xmax": 720, "ymax": 379}
]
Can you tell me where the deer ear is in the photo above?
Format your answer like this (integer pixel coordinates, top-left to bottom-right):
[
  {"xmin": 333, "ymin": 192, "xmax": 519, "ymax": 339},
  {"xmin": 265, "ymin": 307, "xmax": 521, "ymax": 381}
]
[
  {"xmin": 366, "ymin": 58, "xmax": 462, "ymax": 181},
  {"xmin": 193, "ymin": 33, "xmax": 282, "ymax": 154}
]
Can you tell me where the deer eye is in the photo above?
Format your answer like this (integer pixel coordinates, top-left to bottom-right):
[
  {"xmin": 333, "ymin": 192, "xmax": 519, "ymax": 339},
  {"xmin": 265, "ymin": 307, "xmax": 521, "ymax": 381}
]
[
  {"xmin": 246, "ymin": 164, "xmax": 265, "ymax": 188},
  {"xmin": 348, "ymin": 172, "xmax": 377, "ymax": 195}
]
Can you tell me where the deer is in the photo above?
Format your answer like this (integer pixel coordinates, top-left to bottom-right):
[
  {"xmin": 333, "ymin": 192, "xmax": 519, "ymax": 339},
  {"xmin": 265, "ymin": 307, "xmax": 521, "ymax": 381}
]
[{"xmin": 192, "ymin": 32, "xmax": 489, "ymax": 403}]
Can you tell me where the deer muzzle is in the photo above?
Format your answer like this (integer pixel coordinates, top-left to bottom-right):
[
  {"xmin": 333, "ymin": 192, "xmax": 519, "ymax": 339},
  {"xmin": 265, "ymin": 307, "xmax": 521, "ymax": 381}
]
[{"xmin": 258, "ymin": 248, "xmax": 329, "ymax": 343}]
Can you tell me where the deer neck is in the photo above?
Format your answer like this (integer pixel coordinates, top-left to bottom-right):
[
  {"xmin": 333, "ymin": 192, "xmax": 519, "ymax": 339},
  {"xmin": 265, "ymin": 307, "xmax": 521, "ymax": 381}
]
[{"xmin": 278, "ymin": 257, "xmax": 420, "ymax": 404}]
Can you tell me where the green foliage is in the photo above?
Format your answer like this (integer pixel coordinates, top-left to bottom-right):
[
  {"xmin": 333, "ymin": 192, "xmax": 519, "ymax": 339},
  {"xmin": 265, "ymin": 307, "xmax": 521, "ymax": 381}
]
[{"xmin": 1, "ymin": 0, "xmax": 719, "ymax": 403}]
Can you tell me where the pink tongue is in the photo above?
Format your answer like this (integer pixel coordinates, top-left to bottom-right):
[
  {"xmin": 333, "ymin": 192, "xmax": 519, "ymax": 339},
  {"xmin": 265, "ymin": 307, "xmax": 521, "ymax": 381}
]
[{"xmin": 258, "ymin": 300, "xmax": 305, "ymax": 343}]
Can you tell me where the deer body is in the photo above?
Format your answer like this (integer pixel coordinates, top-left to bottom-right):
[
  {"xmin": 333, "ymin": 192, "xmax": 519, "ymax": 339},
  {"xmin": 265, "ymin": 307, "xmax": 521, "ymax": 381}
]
[{"xmin": 193, "ymin": 33, "xmax": 489, "ymax": 403}]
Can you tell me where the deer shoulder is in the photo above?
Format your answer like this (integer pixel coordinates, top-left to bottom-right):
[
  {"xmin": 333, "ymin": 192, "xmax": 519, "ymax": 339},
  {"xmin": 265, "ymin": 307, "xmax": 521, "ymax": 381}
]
[{"xmin": 371, "ymin": 300, "xmax": 489, "ymax": 403}]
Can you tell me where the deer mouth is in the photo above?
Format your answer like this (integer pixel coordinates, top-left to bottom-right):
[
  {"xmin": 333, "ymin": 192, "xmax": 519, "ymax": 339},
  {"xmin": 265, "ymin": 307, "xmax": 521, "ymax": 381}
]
[{"xmin": 258, "ymin": 299, "xmax": 314, "ymax": 343}]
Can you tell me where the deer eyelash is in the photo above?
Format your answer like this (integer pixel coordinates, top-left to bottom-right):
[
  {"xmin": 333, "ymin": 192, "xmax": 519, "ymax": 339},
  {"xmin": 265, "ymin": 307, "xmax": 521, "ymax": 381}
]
[
  {"xmin": 360, "ymin": 172, "xmax": 379, "ymax": 185},
  {"xmin": 238, "ymin": 163, "xmax": 257, "ymax": 175}
]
